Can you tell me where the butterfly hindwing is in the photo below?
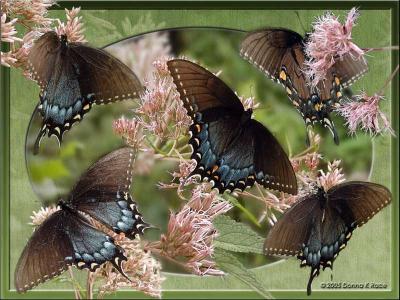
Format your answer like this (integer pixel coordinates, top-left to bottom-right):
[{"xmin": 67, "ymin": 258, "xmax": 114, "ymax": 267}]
[
  {"xmin": 14, "ymin": 210, "xmax": 127, "ymax": 293},
  {"xmin": 327, "ymin": 181, "xmax": 391, "ymax": 227},
  {"xmin": 168, "ymin": 59, "xmax": 297, "ymax": 194},
  {"xmin": 69, "ymin": 147, "xmax": 149, "ymax": 238}
]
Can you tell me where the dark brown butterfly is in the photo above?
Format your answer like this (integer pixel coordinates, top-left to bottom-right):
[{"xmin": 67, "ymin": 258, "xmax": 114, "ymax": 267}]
[
  {"xmin": 167, "ymin": 59, "xmax": 297, "ymax": 195},
  {"xmin": 28, "ymin": 31, "xmax": 143, "ymax": 154},
  {"xmin": 240, "ymin": 28, "xmax": 368, "ymax": 145},
  {"xmin": 15, "ymin": 147, "xmax": 149, "ymax": 293},
  {"xmin": 264, "ymin": 181, "xmax": 391, "ymax": 295}
]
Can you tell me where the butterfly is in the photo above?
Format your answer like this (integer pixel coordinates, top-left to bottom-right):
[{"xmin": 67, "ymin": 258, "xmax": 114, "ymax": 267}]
[
  {"xmin": 28, "ymin": 31, "xmax": 143, "ymax": 154},
  {"xmin": 240, "ymin": 28, "xmax": 368, "ymax": 145},
  {"xmin": 167, "ymin": 59, "xmax": 297, "ymax": 195},
  {"xmin": 15, "ymin": 147, "xmax": 149, "ymax": 293},
  {"xmin": 263, "ymin": 181, "xmax": 391, "ymax": 295}
]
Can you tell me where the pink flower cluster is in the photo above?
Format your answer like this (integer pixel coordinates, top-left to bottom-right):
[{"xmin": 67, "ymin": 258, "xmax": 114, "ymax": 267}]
[
  {"xmin": 335, "ymin": 92, "xmax": 394, "ymax": 136},
  {"xmin": 1, "ymin": 2, "xmax": 85, "ymax": 76},
  {"xmin": 304, "ymin": 8, "xmax": 365, "ymax": 87},
  {"xmin": 113, "ymin": 116, "xmax": 143, "ymax": 148},
  {"xmin": 55, "ymin": 7, "xmax": 86, "ymax": 43},
  {"xmin": 147, "ymin": 185, "xmax": 232, "ymax": 276},
  {"xmin": 137, "ymin": 56, "xmax": 191, "ymax": 141},
  {"xmin": 317, "ymin": 160, "xmax": 346, "ymax": 192}
]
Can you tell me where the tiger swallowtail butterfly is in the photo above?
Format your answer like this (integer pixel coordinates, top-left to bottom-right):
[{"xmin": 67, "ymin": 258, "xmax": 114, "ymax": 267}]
[
  {"xmin": 15, "ymin": 147, "xmax": 149, "ymax": 293},
  {"xmin": 240, "ymin": 28, "xmax": 368, "ymax": 145},
  {"xmin": 28, "ymin": 31, "xmax": 143, "ymax": 154},
  {"xmin": 167, "ymin": 59, "xmax": 297, "ymax": 195},
  {"xmin": 264, "ymin": 181, "xmax": 391, "ymax": 295}
]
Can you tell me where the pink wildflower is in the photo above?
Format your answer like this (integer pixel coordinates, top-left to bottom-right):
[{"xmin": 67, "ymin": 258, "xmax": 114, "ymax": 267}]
[
  {"xmin": 1, "ymin": 13, "xmax": 22, "ymax": 43},
  {"xmin": 1, "ymin": 51, "xmax": 17, "ymax": 67},
  {"xmin": 304, "ymin": 8, "xmax": 366, "ymax": 87},
  {"xmin": 238, "ymin": 95, "xmax": 260, "ymax": 111},
  {"xmin": 317, "ymin": 160, "xmax": 346, "ymax": 192},
  {"xmin": 147, "ymin": 186, "xmax": 232, "ymax": 276},
  {"xmin": 137, "ymin": 56, "xmax": 191, "ymax": 140},
  {"xmin": 29, "ymin": 205, "xmax": 61, "ymax": 227},
  {"xmin": 55, "ymin": 7, "xmax": 86, "ymax": 43},
  {"xmin": 335, "ymin": 92, "xmax": 394, "ymax": 135},
  {"xmin": 3, "ymin": 0, "xmax": 55, "ymax": 28},
  {"xmin": 112, "ymin": 116, "xmax": 143, "ymax": 148}
]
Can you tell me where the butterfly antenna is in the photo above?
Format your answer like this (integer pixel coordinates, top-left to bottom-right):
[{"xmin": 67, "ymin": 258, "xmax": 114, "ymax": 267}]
[{"xmin": 295, "ymin": 11, "xmax": 307, "ymax": 35}]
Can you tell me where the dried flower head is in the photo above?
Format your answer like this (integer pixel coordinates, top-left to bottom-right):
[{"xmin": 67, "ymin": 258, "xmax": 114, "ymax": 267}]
[
  {"xmin": 147, "ymin": 186, "xmax": 232, "ymax": 276},
  {"xmin": 55, "ymin": 7, "xmax": 86, "ymax": 43},
  {"xmin": 29, "ymin": 205, "xmax": 60, "ymax": 227},
  {"xmin": 317, "ymin": 160, "xmax": 346, "ymax": 191},
  {"xmin": 304, "ymin": 8, "xmax": 366, "ymax": 87},
  {"xmin": 335, "ymin": 92, "xmax": 394, "ymax": 136}
]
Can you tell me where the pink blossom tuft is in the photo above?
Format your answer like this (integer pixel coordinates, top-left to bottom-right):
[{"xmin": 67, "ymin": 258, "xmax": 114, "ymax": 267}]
[
  {"xmin": 335, "ymin": 92, "xmax": 394, "ymax": 136},
  {"xmin": 55, "ymin": 7, "xmax": 86, "ymax": 43},
  {"xmin": 147, "ymin": 185, "xmax": 232, "ymax": 276},
  {"xmin": 304, "ymin": 8, "xmax": 365, "ymax": 87}
]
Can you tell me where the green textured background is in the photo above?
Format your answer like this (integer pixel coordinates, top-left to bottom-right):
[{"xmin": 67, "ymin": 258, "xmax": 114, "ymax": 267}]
[{"xmin": 1, "ymin": 3, "xmax": 398, "ymax": 299}]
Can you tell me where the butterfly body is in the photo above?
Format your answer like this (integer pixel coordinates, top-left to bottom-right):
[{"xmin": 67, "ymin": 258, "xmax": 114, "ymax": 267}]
[
  {"xmin": 15, "ymin": 148, "xmax": 149, "ymax": 293},
  {"xmin": 263, "ymin": 181, "xmax": 391, "ymax": 295},
  {"xmin": 241, "ymin": 28, "xmax": 368, "ymax": 145},
  {"xmin": 29, "ymin": 31, "xmax": 143, "ymax": 153},
  {"xmin": 168, "ymin": 59, "xmax": 297, "ymax": 194}
]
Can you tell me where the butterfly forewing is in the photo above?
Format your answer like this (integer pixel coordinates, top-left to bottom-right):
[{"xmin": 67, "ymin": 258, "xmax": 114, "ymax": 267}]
[
  {"xmin": 327, "ymin": 181, "xmax": 391, "ymax": 227},
  {"xmin": 69, "ymin": 147, "xmax": 148, "ymax": 238},
  {"xmin": 264, "ymin": 194, "xmax": 319, "ymax": 256},
  {"xmin": 240, "ymin": 28, "xmax": 305, "ymax": 81},
  {"xmin": 69, "ymin": 44, "xmax": 143, "ymax": 104},
  {"xmin": 28, "ymin": 31, "xmax": 61, "ymax": 91},
  {"xmin": 167, "ymin": 59, "xmax": 244, "ymax": 115},
  {"xmin": 15, "ymin": 211, "xmax": 73, "ymax": 293}
]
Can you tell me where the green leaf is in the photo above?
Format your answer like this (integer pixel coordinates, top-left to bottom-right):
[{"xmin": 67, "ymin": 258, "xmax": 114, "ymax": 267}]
[
  {"xmin": 214, "ymin": 248, "xmax": 273, "ymax": 299},
  {"xmin": 213, "ymin": 215, "xmax": 265, "ymax": 254}
]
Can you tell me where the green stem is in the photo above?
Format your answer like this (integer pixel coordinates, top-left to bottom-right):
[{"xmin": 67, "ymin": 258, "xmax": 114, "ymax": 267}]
[{"xmin": 224, "ymin": 194, "xmax": 261, "ymax": 228}]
